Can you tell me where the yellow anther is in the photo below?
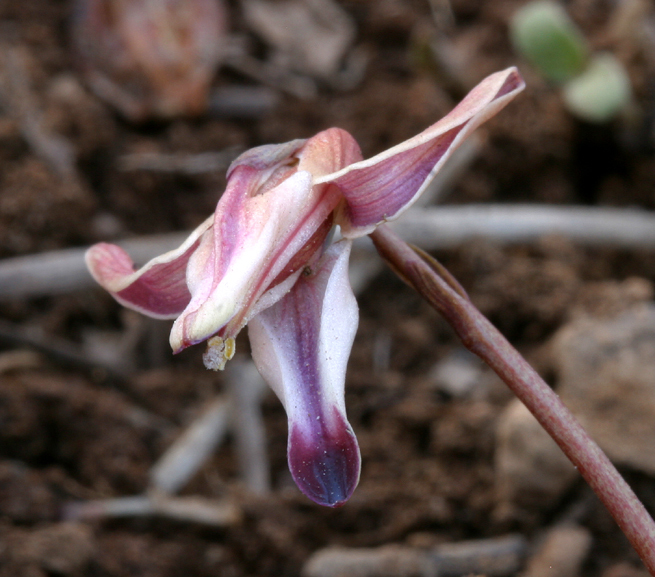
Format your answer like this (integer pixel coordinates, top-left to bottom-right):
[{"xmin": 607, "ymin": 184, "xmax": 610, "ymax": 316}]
[{"xmin": 202, "ymin": 336, "xmax": 236, "ymax": 371}]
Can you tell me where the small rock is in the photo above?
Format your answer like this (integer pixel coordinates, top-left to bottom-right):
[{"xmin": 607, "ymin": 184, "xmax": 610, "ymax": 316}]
[
  {"xmin": 495, "ymin": 399, "xmax": 578, "ymax": 511},
  {"xmin": 302, "ymin": 536, "xmax": 527, "ymax": 577},
  {"xmin": 429, "ymin": 349, "xmax": 486, "ymax": 398},
  {"xmin": 302, "ymin": 545, "xmax": 435, "ymax": 577},
  {"xmin": 521, "ymin": 525, "xmax": 592, "ymax": 577},
  {"xmin": 571, "ymin": 278, "xmax": 653, "ymax": 320},
  {"xmin": 432, "ymin": 534, "xmax": 528, "ymax": 577},
  {"xmin": 552, "ymin": 304, "xmax": 655, "ymax": 474}
]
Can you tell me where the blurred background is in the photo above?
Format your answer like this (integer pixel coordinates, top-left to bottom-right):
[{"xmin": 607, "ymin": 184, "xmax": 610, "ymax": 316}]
[{"xmin": 1, "ymin": 0, "xmax": 655, "ymax": 575}]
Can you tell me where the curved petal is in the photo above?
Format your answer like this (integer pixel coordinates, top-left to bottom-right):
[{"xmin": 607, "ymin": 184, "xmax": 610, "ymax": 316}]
[
  {"xmin": 321, "ymin": 67, "xmax": 525, "ymax": 237},
  {"xmin": 85, "ymin": 216, "xmax": 213, "ymax": 318},
  {"xmin": 248, "ymin": 240, "xmax": 360, "ymax": 507},
  {"xmin": 171, "ymin": 131, "xmax": 362, "ymax": 353},
  {"xmin": 227, "ymin": 138, "xmax": 307, "ymax": 176},
  {"xmin": 297, "ymin": 127, "xmax": 363, "ymax": 178}
]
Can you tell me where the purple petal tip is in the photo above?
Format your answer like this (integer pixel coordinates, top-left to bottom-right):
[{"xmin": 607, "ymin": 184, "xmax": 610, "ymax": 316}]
[{"xmin": 288, "ymin": 416, "xmax": 361, "ymax": 507}]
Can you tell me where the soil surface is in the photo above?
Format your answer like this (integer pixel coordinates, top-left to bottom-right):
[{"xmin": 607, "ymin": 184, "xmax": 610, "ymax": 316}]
[{"xmin": 1, "ymin": 0, "xmax": 655, "ymax": 576}]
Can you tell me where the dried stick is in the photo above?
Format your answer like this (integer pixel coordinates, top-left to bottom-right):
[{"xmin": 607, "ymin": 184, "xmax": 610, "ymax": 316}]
[
  {"xmin": 0, "ymin": 47, "xmax": 77, "ymax": 180},
  {"xmin": 208, "ymin": 85, "xmax": 279, "ymax": 118},
  {"xmin": 223, "ymin": 48, "xmax": 317, "ymax": 99},
  {"xmin": 0, "ymin": 318, "xmax": 129, "ymax": 381},
  {"xmin": 226, "ymin": 360, "xmax": 271, "ymax": 495},
  {"xmin": 150, "ymin": 361, "xmax": 270, "ymax": 496},
  {"xmin": 391, "ymin": 204, "xmax": 655, "ymax": 250},
  {"xmin": 0, "ymin": 349, "xmax": 43, "ymax": 374},
  {"xmin": 0, "ymin": 232, "xmax": 187, "ymax": 299},
  {"xmin": 150, "ymin": 396, "xmax": 231, "ymax": 494},
  {"xmin": 63, "ymin": 494, "xmax": 240, "ymax": 527},
  {"xmin": 370, "ymin": 224, "xmax": 655, "ymax": 575},
  {"xmin": 3, "ymin": 205, "xmax": 655, "ymax": 300},
  {"xmin": 303, "ymin": 534, "xmax": 527, "ymax": 577}
]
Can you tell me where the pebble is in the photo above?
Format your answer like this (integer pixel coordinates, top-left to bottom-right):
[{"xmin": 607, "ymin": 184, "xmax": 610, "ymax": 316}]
[
  {"xmin": 429, "ymin": 349, "xmax": 486, "ymax": 398},
  {"xmin": 302, "ymin": 535, "xmax": 528, "ymax": 577},
  {"xmin": 552, "ymin": 304, "xmax": 655, "ymax": 474},
  {"xmin": 495, "ymin": 399, "xmax": 578, "ymax": 511},
  {"xmin": 521, "ymin": 524, "xmax": 592, "ymax": 577}
]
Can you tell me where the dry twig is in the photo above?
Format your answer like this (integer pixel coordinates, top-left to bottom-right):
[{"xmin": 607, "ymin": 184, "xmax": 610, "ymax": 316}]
[
  {"xmin": 150, "ymin": 396, "xmax": 231, "ymax": 494},
  {"xmin": 149, "ymin": 361, "xmax": 270, "ymax": 496},
  {"xmin": 1, "ymin": 205, "xmax": 655, "ymax": 300},
  {"xmin": 0, "ymin": 232, "xmax": 187, "ymax": 299},
  {"xmin": 0, "ymin": 47, "xmax": 77, "ymax": 180},
  {"xmin": 208, "ymin": 85, "xmax": 279, "ymax": 118},
  {"xmin": 64, "ymin": 494, "xmax": 240, "ymax": 527},
  {"xmin": 226, "ymin": 359, "xmax": 271, "ymax": 495},
  {"xmin": 0, "ymin": 319, "xmax": 129, "ymax": 381},
  {"xmin": 224, "ymin": 43, "xmax": 317, "ymax": 99},
  {"xmin": 0, "ymin": 349, "xmax": 43, "ymax": 374},
  {"xmin": 303, "ymin": 534, "xmax": 527, "ymax": 577},
  {"xmin": 392, "ymin": 204, "xmax": 655, "ymax": 250}
]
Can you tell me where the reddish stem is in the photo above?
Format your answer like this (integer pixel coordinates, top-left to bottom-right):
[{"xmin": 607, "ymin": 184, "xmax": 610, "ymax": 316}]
[{"xmin": 370, "ymin": 224, "xmax": 655, "ymax": 575}]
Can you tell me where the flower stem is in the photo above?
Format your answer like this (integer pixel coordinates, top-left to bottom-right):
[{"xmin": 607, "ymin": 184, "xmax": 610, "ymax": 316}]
[{"xmin": 370, "ymin": 224, "xmax": 655, "ymax": 574}]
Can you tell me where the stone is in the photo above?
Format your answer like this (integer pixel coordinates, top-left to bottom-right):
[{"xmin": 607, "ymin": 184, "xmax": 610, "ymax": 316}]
[
  {"xmin": 521, "ymin": 525, "xmax": 592, "ymax": 577},
  {"xmin": 551, "ymin": 304, "xmax": 655, "ymax": 474},
  {"xmin": 495, "ymin": 399, "xmax": 578, "ymax": 510},
  {"xmin": 302, "ymin": 545, "xmax": 435, "ymax": 577},
  {"xmin": 429, "ymin": 349, "xmax": 486, "ymax": 398}
]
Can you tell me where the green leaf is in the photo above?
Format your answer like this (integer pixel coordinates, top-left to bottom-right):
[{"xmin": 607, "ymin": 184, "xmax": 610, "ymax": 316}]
[
  {"xmin": 511, "ymin": 0, "xmax": 588, "ymax": 83},
  {"xmin": 563, "ymin": 53, "xmax": 631, "ymax": 123}
]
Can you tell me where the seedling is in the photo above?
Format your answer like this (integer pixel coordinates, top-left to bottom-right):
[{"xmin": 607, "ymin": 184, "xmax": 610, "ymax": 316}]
[{"xmin": 511, "ymin": 0, "xmax": 632, "ymax": 122}]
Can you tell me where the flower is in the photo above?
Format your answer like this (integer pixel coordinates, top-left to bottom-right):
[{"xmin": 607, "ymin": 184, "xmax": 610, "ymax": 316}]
[{"xmin": 86, "ymin": 67, "xmax": 524, "ymax": 506}]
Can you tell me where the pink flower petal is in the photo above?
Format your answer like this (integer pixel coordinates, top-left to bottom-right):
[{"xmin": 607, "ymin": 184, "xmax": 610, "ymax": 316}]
[
  {"xmin": 297, "ymin": 127, "xmax": 363, "ymax": 177},
  {"xmin": 170, "ymin": 131, "xmax": 362, "ymax": 352},
  {"xmin": 249, "ymin": 240, "xmax": 360, "ymax": 507},
  {"xmin": 320, "ymin": 67, "xmax": 525, "ymax": 237},
  {"xmin": 85, "ymin": 216, "xmax": 212, "ymax": 318}
]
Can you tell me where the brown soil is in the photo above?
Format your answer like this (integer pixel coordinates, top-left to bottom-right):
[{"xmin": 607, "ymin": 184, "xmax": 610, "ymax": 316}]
[{"xmin": 1, "ymin": 0, "xmax": 655, "ymax": 576}]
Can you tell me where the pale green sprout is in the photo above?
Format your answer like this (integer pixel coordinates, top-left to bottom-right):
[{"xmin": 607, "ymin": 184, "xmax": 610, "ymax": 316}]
[
  {"xmin": 563, "ymin": 53, "xmax": 632, "ymax": 123},
  {"xmin": 511, "ymin": 0, "xmax": 588, "ymax": 84},
  {"xmin": 511, "ymin": 0, "xmax": 632, "ymax": 123}
]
